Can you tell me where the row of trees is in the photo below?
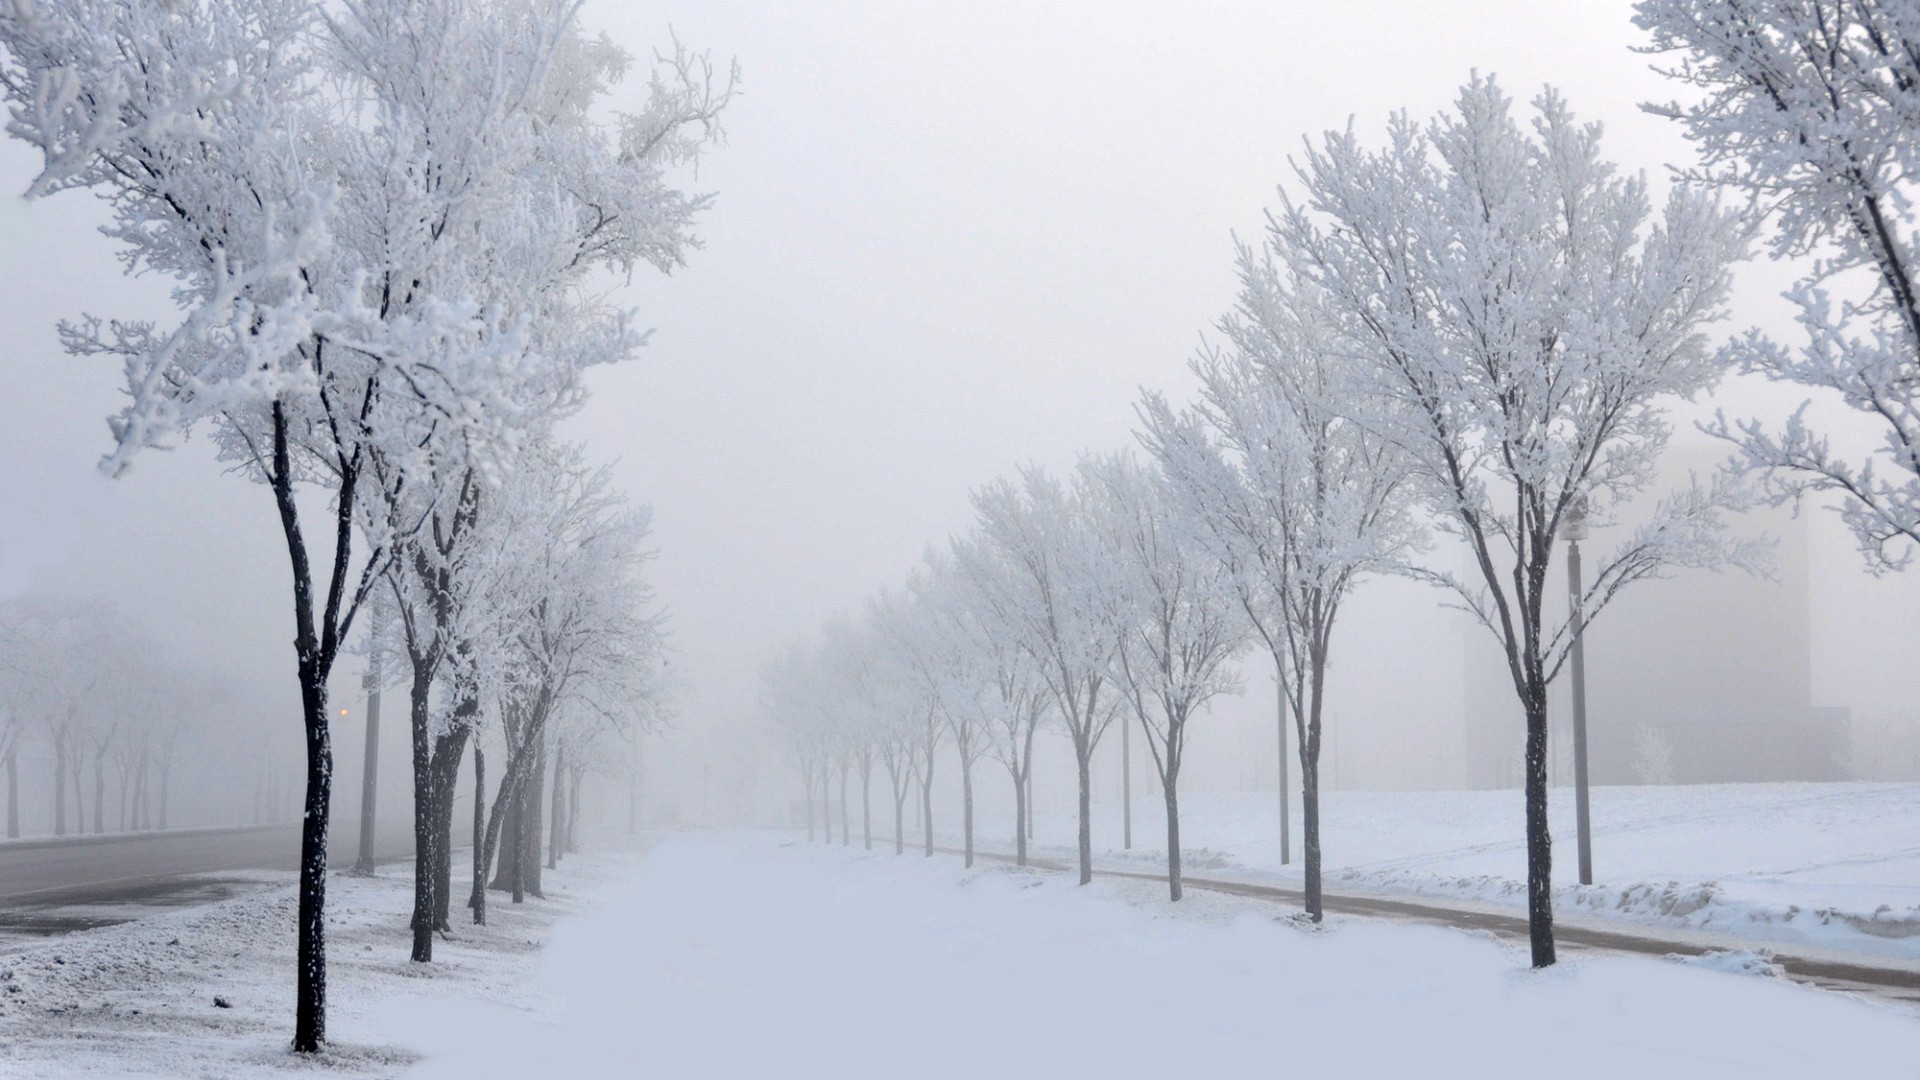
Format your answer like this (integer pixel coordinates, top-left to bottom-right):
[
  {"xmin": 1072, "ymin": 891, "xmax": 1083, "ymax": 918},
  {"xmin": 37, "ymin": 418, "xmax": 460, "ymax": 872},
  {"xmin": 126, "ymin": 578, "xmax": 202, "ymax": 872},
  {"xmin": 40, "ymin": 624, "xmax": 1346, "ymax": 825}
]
[
  {"xmin": 0, "ymin": 598, "xmax": 208, "ymax": 838},
  {"xmin": 0, "ymin": 0, "xmax": 721, "ymax": 1050},
  {"xmin": 773, "ymin": 0, "xmax": 1920, "ymax": 970}
]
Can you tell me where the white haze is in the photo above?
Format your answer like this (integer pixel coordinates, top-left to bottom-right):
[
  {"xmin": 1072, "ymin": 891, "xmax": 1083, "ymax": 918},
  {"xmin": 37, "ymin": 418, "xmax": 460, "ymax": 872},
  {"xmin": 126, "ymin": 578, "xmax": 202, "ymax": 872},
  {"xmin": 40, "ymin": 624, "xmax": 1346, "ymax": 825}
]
[{"xmin": 3, "ymin": 0, "xmax": 1919, "ymax": 826}]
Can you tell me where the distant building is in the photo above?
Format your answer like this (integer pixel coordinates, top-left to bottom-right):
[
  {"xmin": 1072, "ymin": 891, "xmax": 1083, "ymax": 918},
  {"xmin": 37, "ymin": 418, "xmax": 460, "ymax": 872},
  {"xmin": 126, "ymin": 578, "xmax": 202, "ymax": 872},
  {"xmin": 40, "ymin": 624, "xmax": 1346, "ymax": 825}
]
[{"xmin": 1461, "ymin": 448, "xmax": 1850, "ymax": 788}]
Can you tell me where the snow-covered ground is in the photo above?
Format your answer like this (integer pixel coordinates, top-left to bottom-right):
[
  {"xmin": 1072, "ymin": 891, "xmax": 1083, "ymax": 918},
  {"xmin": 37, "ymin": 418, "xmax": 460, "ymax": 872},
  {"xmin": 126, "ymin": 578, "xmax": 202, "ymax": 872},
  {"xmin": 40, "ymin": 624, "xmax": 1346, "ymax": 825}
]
[
  {"xmin": 8, "ymin": 830, "xmax": 1920, "ymax": 1077},
  {"xmin": 0, "ymin": 848, "xmax": 645, "ymax": 1078},
  {"xmin": 407, "ymin": 833, "xmax": 1920, "ymax": 1078},
  {"xmin": 937, "ymin": 781, "xmax": 1920, "ymax": 958}
]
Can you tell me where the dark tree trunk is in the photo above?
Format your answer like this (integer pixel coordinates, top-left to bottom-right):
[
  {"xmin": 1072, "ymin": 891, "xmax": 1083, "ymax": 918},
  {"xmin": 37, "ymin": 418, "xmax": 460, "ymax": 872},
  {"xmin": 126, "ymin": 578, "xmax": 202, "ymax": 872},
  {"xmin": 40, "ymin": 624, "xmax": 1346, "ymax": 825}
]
[
  {"xmin": 1524, "ymin": 684, "xmax": 1555, "ymax": 966},
  {"xmin": 860, "ymin": 759, "xmax": 872, "ymax": 850},
  {"xmin": 1011, "ymin": 766, "xmax": 1026, "ymax": 867},
  {"xmin": 1301, "ymin": 762, "xmax": 1322, "ymax": 919},
  {"xmin": 838, "ymin": 765, "xmax": 849, "ymax": 847},
  {"xmin": 477, "ymin": 701, "xmax": 556, "ymax": 923},
  {"xmin": 273, "ymin": 394, "xmax": 364, "ymax": 1056},
  {"xmin": 961, "ymin": 759, "xmax": 974, "ymax": 868},
  {"xmin": 471, "ymin": 739, "xmax": 486, "ymax": 925},
  {"xmin": 430, "ymin": 726, "xmax": 468, "ymax": 930},
  {"xmin": 294, "ymin": 671, "xmax": 334, "ymax": 1052},
  {"xmin": 547, "ymin": 742, "xmax": 566, "ymax": 871},
  {"xmin": 491, "ymin": 785, "xmax": 521, "ymax": 891},
  {"xmin": 1164, "ymin": 779, "xmax": 1183, "ymax": 902},
  {"xmin": 1301, "ymin": 637, "xmax": 1329, "ymax": 923},
  {"xmin": 520, "ymin": 731, "xmax": 546, "ymax": 900},
  {"xmin": 407, "ymin": 667, "xmax": 437, "ymax": 963},
  {"xmin": 1074, "ymin": 741, "xmax": 1093, "ymax": 885}
]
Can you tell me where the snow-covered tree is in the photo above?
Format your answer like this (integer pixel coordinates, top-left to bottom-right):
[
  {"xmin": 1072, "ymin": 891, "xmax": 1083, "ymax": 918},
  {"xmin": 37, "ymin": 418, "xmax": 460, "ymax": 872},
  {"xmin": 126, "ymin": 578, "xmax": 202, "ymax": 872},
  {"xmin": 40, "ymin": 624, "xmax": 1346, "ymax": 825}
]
[
  {"xmin": 1, "ymin": 0, "xmax": 728, "ymax": 1042},
  {"xmin": 869, "ymin": 585, "xmax": 949, "ymax": 858},
  {"xmin": 0, "ymin": 596, "xmax": 113, "ymax": 837},
  {"xmin": 763, "ymin": 643, "xmax": 828, "ymax": 841},
  {"xmin": 951, "ymin": 534, "xmax": 1053, "ymax": 867},
  {"xmin": 1279, "ymin": 77, "xmax": 1759, "ymax": 965},
  {"xmin": 1637, "ymin": 0, "xmax": 1920, "ymax": 571},
  {"xmin": 470, "ymin": 444, "xmax": 666, "ymax": 923},
  {"xmin": 1083, "ymin": 453, "xmax": 1250, "ymax": 900},
  {"xmin": 1630, "ymin": 722, "xmax": 1678, "ymax": 785},
  {"xmin": 908, "ymin": 550, "xmax": 993, "ymax": 867},
  {"xmin": 967, "ymin": 466, "xmax": 1122, "ymax": 885},
  {"xmin": 1140, "ymin": 244, "xmax": 1419, "ymax": 920}
]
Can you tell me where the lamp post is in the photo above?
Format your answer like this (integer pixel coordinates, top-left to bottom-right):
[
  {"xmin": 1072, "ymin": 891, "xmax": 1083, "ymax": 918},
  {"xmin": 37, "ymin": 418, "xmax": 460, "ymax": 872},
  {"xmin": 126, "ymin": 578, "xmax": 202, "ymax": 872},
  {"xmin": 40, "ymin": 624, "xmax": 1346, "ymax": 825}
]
[
  {"xmin": 1563, "ymin": 496, "xmax": 1594, "ymax": 887},
  {"xmin": 353, "ymin": 612, "xmax": 384, "ymax": 875}
]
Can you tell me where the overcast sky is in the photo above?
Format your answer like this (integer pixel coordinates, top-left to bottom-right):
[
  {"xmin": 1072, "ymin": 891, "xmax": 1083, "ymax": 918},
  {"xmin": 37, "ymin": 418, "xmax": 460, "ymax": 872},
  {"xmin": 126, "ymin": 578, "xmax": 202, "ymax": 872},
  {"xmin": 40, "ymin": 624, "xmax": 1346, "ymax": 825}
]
[{"xmin": 3, "ymin": 1, "xmax": 1918, "ymax": 798}]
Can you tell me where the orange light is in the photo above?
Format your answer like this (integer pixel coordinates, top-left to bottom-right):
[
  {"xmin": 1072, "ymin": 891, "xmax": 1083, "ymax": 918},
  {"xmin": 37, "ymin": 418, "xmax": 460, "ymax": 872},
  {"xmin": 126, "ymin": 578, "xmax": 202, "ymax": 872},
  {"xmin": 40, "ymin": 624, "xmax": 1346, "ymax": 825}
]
[{"xmin": 340, "ymin": 708, "xmax": 349, "ymax": 716}]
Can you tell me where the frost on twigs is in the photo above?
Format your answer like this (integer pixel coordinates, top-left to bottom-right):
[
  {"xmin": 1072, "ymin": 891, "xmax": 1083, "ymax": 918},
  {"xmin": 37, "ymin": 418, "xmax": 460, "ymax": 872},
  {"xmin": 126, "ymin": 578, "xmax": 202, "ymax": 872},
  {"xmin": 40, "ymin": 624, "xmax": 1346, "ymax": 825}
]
[{"xmin": 1637, "ymin": 0, "xmax": 1920, "ymax": 572}]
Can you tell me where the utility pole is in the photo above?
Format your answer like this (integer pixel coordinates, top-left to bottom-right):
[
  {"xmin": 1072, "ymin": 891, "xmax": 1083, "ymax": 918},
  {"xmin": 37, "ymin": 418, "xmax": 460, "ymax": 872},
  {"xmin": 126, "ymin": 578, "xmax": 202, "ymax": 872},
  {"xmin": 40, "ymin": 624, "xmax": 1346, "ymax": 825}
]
[
  {"xmin": 1121, "ymin": 715, "xmax": 1132, "ymax": 849},
  {"xmin": 1564, "ymin": 496, "xmax": 1594, "ymax": 887},
  {"xmin": 353, "ymin": 627, "xmax": 383, "ymax": 875},
  {"xmin": 1276, "ymin": 663, "xmax": 1290, "ymax": 865}
]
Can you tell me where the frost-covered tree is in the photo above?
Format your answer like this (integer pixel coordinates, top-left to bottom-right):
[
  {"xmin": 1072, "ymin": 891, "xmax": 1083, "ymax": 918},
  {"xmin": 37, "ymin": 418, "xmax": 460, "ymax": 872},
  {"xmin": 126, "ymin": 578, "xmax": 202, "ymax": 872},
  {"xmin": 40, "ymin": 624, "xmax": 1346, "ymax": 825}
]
[
  {"xmin": 1280, "ymin": 77, "xmax": 1758, "ymax": 965},
  {"xmin": 764, "ymin": 645, "xmax": 819, "ymax": 840},
  {"xmin": 1, "ymin": 0, "xmax": 727, "ymax": 1041},
  {"xmin": 869, "ymin": 585, "xmax": 948, "ymax": 858},
  {"xmin": 471, "ymin": 445, "xmax": 665, "ymax": 922},
  {"xmin": 1140, "ymin": 248, "xmax": 1419, "ymax": 921},
  {"xmin": 0, "ymin": 596, "xmax": 112, "ymax": 836},
  {"xmin": 1083, "ymin": 453, "xmax": 1250, "ymax": 900},
  {"xmin": 337, "ymin": 0, "xmax": 726, "ymax": 964},
  {"xmin": 1637, "ymin": 0, "xmax": 1920, "ymax": 571},
  {"xmin": 968, "ymin": 466, "xmax": 1122, "ymax": 885},
  {"xmin": 907, "ymin": 551, "xmax": 992, "ymax": 867},
  {"xmin": 1630, "ymin": 722, "xmax": 1678, "ymax": 785},
  {"xmin": 951, "ymin": 534, "xmax": 1052, "ymax": 867},
  {"xmin": 818, "ymin": 620, "xmax": 882, "ymax": 850}
]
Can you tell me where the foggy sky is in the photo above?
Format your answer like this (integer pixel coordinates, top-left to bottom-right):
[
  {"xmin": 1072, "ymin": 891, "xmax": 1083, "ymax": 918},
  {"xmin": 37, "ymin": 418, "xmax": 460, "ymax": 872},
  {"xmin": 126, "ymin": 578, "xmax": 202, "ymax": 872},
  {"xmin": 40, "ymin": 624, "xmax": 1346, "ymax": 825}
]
[{"xmin": 4, "ymin": 1, "xmax": 1919, "ymax": 811}]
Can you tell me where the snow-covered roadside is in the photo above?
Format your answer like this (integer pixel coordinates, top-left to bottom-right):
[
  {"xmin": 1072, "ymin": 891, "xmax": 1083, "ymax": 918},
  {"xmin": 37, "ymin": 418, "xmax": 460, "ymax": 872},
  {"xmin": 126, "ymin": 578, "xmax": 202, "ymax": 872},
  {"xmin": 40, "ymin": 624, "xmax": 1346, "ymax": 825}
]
[
  {"xmin": 402, "ymin": 832, "xmax": 1920, "ymax": 1079},
  {"xmin": 0, "ymin": 844, "xmax": 650, "ymax": 1078},
  {"xmin": 924, "ymin": 782, "xmax": 1920, "ymax": 960}
]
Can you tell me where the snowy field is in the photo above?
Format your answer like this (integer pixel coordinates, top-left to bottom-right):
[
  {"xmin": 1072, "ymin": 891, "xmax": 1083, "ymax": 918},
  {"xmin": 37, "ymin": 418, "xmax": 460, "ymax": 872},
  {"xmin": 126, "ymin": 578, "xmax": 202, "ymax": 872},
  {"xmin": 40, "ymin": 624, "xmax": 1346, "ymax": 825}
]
[
  {"xmin": 947, "ymin": 781, "xmax": 1920, "ymax": 958},
  {"xmin": 398, "ymin": 834, "xmax": 1920, "ymax": 1078},
  {"xmin": 0, "ymin": 849, "xmax": 644, "ymax": 1078},
  {"xmin": 7, "ymin": 831, "xmax": 1920, "ymax": 1077}
]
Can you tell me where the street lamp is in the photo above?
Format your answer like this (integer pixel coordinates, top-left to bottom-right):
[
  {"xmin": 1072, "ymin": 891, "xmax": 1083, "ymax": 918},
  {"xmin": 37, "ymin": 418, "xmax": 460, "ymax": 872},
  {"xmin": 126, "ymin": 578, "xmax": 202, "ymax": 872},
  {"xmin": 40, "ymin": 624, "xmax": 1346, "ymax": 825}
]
[
  {"xmin": 1563, "ymin": 495, "xmax": 1594, "ymax": 887},
  {"xmin": 354, "ymin": 608, "xmax": 385, "ymax": 875}
]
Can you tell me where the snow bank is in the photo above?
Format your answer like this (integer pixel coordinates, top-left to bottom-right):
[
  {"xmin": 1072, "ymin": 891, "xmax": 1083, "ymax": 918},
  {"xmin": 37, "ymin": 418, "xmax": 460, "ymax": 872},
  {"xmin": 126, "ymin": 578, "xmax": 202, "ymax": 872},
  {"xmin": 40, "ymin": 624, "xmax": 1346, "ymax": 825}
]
[{"xmin": 949, "ymin": 781, "xmax": 1920, "ymax": 959}]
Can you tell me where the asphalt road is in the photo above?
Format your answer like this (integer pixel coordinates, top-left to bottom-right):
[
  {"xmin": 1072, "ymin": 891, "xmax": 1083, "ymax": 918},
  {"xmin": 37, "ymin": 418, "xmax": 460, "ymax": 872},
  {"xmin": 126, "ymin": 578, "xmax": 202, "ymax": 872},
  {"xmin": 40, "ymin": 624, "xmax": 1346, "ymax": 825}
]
[{"xmin": 0, "ymin": 816, "xmax": 426, "ymax": 907}]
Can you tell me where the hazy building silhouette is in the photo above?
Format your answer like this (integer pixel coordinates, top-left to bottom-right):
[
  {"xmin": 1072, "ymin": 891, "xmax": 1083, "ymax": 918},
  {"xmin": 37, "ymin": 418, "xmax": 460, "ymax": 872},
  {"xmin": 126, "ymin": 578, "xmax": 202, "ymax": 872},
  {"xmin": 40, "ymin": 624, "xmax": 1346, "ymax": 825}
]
[{"xmin": 1463, "ymin": 447, "xmax": 1849, "ymax": 788}]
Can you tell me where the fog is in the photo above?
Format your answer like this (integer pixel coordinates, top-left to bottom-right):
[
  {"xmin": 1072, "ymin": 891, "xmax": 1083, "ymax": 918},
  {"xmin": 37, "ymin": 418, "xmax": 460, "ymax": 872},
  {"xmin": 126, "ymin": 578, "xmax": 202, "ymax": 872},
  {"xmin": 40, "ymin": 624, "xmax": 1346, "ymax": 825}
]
[{"xmin": 3, "ymin": 0, "xmax": 1919, "ymax": 838}]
